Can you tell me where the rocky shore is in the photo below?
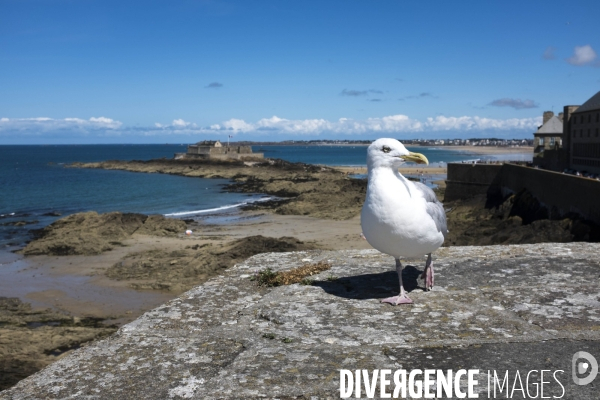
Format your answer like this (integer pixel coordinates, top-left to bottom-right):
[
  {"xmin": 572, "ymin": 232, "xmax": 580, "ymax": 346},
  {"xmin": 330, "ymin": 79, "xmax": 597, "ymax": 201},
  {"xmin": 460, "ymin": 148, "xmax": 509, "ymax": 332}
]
[
  {"xmin": 71, "ymin": 158, "xmax": 367, "ymax": 220},
  {"xmin": 105, "ymin": 235, "xmax": 319, "ymax": 292},
  {"xmin": 443, "ymin": 190, "xmax": 600, "ymax": 246},
  {"xmin": 0, "ymin": 297, "xmax": 116, "ymax": 391},
  {"xmin": 18, "ymin": 212, "xmax": 187, "ymax": 256},
  {"xmin": 3, "ymin": 156, "xmax": 599, "ymax": 391},
  {"xmin": 71, "ymin": 157, "xmax": 597, "ymax": 246}
]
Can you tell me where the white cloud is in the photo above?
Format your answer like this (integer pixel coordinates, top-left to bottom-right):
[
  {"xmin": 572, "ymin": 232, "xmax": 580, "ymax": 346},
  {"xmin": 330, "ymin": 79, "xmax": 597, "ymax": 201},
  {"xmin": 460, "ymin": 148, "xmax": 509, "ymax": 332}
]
[
  {"xmin": 566, "ymin": 45, "xmax": 598, "ymax": 66},
  {"xmin": 221, "ymin": 118, "xmax": 254, "ymax": 131},
  {"xmin": 199, "ymin": 114, "xmax": 539, "ymax": 135},
  {"xmin": 0, "ymin": 114, "xmax": 542, "ymax": 142},
  {"xmin": 364, "ymin": 115, "xmax": 423, "ymax": 132},
  {"xmin": 424, "ymin": 116, "xmax": 541, "ymax": 131},
  {"xmin": 152, "ymin": 119, "xmax": 200, "ymax": 130},
  {"xmin": 171, "ymin": 118, "xmax": 191, "ymax": 127},
  {"xmin": 254, "ymin": 116, "xmax": 332, "ymax": 133},
  {"xmin": 94, "ymin": 117, "xmax": 122, "ymax": 129},
  {"xmin": 89, "ymin": 116, "xmax": 120, "ymax": 125},
  {"xmin": 0, "ymin": 116, "xmax": 122, "ymax": 134}
]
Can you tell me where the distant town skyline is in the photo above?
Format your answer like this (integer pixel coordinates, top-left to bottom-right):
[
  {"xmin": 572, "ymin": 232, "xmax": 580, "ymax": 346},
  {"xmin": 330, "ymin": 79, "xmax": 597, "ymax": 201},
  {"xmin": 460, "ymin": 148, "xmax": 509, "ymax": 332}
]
[
  {"xmin": 1, "ymin": 0, "xmax": 599, "ymax": 144},
  {"xmin": 224, "ymin": 138, "xmax": 534, "ymax": 147}
]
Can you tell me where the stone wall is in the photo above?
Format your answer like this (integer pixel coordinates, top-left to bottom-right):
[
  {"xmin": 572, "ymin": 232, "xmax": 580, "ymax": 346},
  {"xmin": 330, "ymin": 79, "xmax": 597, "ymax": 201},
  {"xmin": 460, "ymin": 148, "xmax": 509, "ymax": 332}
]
[
  {"xmin": 444, "ymin": 163, "xmax": 503, "ymax": 200},
  {"xmin": 533, "ymin": 148, "xmax": 569, "ymax": 171},
  {"xmin": 446, "ymin": 162, "xmax": 600, "ymax": 224},
  {"xmin": 207, "ymin": 146, "xmax": 246, "ymax": 155},
  {"xmin": 3, "ymin": 245, "xmax": 600, "ymax": 399},
  {"xmin": 185, "ymin": 145, "xmax": 264, "ymax": 160},
  {"xmin": 203, "ymin": 152, "xmax": 264, "ymax": 160},
  {"xmin": 500, "ymin": 163, "xmax": 600, "ymax": 223}
]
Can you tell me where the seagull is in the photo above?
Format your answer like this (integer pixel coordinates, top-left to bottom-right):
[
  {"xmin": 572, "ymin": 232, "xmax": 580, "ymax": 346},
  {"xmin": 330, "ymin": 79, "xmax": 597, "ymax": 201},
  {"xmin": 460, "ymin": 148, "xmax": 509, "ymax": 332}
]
[{"xmin": 361, "ymin": 138, "xmax": 447, "ymax": 305}]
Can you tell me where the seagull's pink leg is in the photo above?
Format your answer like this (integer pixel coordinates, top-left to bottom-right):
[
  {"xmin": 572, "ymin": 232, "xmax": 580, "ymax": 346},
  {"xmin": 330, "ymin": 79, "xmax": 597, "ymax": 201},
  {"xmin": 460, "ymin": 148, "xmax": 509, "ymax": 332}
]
[
  {"xmin": 381, "ymin": 258, "xmax": 413, "ymax": 305},
  {"xmin": 421, "ymin": 253, "xmax": 434, "ymax": 291}
]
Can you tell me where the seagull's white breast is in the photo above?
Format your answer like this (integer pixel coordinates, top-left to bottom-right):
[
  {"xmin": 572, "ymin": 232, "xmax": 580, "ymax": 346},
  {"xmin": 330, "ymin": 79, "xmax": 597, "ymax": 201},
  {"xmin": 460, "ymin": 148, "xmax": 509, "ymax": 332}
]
[{"xmin": 361, "ymin": 168, "xmax": 444, "ymax": 258}]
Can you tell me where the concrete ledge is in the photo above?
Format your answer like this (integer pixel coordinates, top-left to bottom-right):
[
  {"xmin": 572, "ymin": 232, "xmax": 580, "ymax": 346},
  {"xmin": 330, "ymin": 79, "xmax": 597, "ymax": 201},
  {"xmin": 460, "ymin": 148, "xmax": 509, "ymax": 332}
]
[{"xmin": 2, "ymin": 244, "xmax": 600, "ymax": 399}]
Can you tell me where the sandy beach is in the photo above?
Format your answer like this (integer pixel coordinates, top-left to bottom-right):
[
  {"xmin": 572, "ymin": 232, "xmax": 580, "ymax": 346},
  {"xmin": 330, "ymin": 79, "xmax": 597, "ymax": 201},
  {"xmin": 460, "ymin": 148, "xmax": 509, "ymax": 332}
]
[
  {"xmin": 334, "ymin": 165, "xmax": 448, "ymax": 175},
  {"xmin": 333, "ymin": 145, "xmax": 532, "ymax": 176},
  {"xmin": 446, "ymin": 145, "xmax": 533, "ymax": 154},
  {"xmin": 6, "ymin": 212, "xmax": 371, "ymax": 322}
]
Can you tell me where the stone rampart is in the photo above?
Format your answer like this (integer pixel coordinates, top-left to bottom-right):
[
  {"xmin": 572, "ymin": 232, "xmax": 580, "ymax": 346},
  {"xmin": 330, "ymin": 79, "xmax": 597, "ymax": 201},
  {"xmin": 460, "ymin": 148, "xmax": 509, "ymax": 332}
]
[
  {"xmin": 2, "ymin": 244, "xmax": 600, "ymax": 399},
  {"xmin": 500, "ymin": 163, "xmax": 600, "ymax": 223},
  {"xmin": 444, "ymin": 163, "xmax": 503, "ymax": 200},
  {"xmin": 446, "ymin": 162, "xmax": 600, "ymax": 224},
  {"xmin": 533, "ymin": 148, "xmax": 569, "ymax": 171},
  {"xmin": 186, "ymin": 145, "xmax": 264, "ymax": 160}
]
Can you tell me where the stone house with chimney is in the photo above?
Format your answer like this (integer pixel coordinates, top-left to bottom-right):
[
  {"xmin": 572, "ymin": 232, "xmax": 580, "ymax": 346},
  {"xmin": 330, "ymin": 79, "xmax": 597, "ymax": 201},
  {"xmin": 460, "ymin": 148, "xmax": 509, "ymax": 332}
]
[
  {"xmin": 532, "ymin": 111, "xmax": 568, "ymax": 170},
  {"xmin": 533, "ymin": 111, "xmax": 564, "ymax": 155}
]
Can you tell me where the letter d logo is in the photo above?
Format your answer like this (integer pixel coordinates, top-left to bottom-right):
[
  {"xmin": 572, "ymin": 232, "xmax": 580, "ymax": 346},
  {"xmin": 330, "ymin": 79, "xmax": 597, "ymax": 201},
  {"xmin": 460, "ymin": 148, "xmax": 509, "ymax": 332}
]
[{"xmin": 572, "ymin": 351, "xmax": 598, "ymax": 385}]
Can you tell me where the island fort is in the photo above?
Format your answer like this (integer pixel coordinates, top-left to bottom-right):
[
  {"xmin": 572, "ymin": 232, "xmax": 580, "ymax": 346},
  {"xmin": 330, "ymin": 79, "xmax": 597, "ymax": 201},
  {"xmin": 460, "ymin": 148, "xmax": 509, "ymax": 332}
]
[{"xmin": 175, "ymin": 140, "xmax": 264, "ymax": 160}]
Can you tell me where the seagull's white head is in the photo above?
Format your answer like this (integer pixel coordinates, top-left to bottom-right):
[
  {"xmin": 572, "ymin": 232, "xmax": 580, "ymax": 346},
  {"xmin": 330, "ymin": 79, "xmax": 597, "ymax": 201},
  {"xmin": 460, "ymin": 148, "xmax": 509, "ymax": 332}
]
[{"xmin": 366, "ymin": 138, "xmax": 429, "ymax": 169}]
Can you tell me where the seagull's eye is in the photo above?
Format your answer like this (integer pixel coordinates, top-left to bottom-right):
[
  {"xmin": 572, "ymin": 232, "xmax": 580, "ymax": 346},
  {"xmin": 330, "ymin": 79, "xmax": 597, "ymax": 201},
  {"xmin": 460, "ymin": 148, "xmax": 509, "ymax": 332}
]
[{"xmin": 382, "ymin": 146, "xmax": 391, "ymax": 153}]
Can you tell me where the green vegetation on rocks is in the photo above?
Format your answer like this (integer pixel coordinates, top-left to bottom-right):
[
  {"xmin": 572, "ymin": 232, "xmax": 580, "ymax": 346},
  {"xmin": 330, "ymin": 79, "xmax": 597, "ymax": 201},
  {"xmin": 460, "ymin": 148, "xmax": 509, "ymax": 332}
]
[
  {"xmin": 105, "ymin": 235, "xmax": 319, "ymax": 291},
  {"xmin": 19, "ymin": 211, "xmax": 187, "ymax": 256},
  {"xmin": 0, "ymin": 297, "xmax": 116, "ymax": 391}
]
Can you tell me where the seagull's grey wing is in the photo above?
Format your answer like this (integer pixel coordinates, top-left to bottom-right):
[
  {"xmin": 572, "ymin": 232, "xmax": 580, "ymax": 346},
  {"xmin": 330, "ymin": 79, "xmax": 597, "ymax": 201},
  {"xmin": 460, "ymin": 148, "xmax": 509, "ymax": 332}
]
[
  {"xmin": 413, "ymin": 181, "xmax": 448, "ymax": 237},
  {"xmin": 412, "ymin": 181, "xmax": 437, "ymax": 203}
]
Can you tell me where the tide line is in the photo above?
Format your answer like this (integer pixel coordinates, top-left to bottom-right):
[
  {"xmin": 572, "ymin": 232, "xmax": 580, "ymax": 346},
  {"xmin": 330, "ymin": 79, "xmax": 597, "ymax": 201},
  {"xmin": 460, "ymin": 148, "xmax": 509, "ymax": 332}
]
[{"xmin": 164, "ymin": 197, "xmax": 275, "ymax": 217}]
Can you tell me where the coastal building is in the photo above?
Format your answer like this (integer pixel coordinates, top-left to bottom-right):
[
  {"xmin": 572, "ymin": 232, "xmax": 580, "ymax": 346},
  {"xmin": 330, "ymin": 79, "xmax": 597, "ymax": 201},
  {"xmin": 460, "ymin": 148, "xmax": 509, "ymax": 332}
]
[
  {"xmin": 178, "ymin": 140, "xmax": 264, "ymax": 160},
  {"xmin": 566, "ymin": 90, "xmax": 600, "ymax": 173},
  {"xmin": 532, "ymin": 91, "xmax": 600, "ymax": 173},
  {"xmin": 533, "ymin": 111, "xmax": 564, "ymax": 154},
  {"xmin": 532, "ymin": 111, "xmax": 566, "ymax": 171}
]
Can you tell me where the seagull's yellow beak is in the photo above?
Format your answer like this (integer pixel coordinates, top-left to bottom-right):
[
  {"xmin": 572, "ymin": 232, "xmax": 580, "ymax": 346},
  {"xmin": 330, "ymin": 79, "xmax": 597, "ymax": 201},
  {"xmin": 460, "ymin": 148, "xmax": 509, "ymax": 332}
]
[{"xmin": 400, "ymin": 152, "xmax": 429, "ymax": 165}]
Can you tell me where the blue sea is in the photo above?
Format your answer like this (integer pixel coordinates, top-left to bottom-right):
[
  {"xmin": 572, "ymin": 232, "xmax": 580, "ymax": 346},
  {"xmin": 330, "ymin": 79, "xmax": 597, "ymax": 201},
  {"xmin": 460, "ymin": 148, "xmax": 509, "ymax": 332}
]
[
  {"xmin": 254, "ymin": 145, "xmax": 478, "ymax": 166},
  {"xmin": 0, "ymin": 144, "xmax": 531, "ymax": 250}
]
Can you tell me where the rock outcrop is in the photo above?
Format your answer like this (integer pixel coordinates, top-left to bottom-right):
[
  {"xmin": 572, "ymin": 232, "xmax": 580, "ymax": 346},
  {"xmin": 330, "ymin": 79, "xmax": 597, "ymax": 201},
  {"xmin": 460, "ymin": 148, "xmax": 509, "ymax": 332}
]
[
  {"xmin": 444, "ymin": 191, "xmax": 600, "ymax": 246},
  {"xmin": 0, "ymin": 298, "xmax": 116, "ymax": 391},
  {"xmin": 19, "ymin": 212, "xmax": 187, "ymax": 256},
  {"xmin": 105, "ymin": 235, "xmax": 318, "ymax": 292},
  {"xmin": 71, "ymin": 158, "xmax": 368, "ymax": 220}
]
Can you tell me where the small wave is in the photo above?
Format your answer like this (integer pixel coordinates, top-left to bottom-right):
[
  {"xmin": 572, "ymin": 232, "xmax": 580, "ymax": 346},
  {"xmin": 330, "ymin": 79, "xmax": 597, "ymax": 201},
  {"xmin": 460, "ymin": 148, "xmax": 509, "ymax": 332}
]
[
  {"xmin": 455, "ymin": 158, "xmax": 483, "ymax": 164},
  {"xmin": 0, "ymin": 212, "xmax": 29, "ymax": 219},
  {"xmin": 164, "ymin": 197, "xmax": 275, "ymax": 217}
]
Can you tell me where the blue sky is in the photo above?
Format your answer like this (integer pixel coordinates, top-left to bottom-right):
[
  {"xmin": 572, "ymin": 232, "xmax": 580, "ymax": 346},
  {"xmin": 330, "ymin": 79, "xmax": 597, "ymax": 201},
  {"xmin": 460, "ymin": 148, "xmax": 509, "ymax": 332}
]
[{"xmin": 1, "ymin": 0, "xmax": 599, "ymax": 144}]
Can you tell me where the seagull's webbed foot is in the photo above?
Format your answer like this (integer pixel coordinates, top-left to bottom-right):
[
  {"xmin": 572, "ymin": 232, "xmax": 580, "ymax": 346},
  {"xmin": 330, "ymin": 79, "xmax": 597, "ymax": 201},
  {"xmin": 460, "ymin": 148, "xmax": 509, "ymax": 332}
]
[
  {"xmin": 420, "ymin": 253, "xmax": 434, "ymax": 291},
  {"xmin": 381, "ymin": 258, "xmax": 413, "ymax": 305},
  {"xmin": 381, "ymin": 293, "xmax": 413, "ymax": 305}
]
